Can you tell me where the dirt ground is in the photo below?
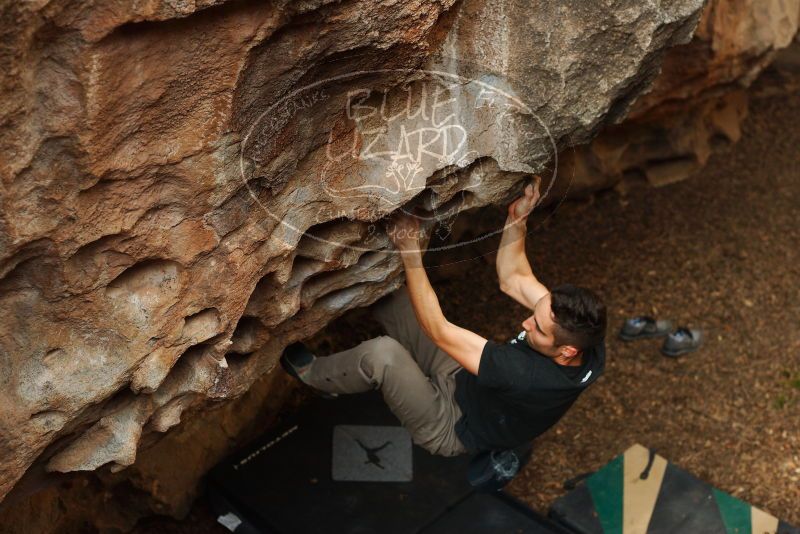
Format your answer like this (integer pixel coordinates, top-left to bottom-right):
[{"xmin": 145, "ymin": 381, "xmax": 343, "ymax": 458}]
[
  {"xmin": 138, "ymin": 62, "xmax": 800, "ymax": 532},
  {"xmin": 472, "ymin": 70, "xmax": 800, "ymax": 523}
]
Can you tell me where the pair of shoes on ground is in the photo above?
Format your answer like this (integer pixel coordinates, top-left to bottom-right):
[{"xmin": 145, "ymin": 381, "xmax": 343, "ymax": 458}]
[
  {"xmin": 280, "ymin": 342, "xmax": 339, "ymax": 399},
  {"xmin": 618, "ymin": 316, "xmax": 703, "ymax": 357}
]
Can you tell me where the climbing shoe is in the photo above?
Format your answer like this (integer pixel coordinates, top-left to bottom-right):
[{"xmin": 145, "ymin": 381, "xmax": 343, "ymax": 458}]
[{"xmin": 280, "ymin": 342, "xmax": 338, "ymax": 399}]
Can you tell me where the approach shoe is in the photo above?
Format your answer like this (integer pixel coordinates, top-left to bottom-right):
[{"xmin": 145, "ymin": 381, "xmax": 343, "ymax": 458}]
[
  {"xmin": 660, "ymin": 327, "xmax": 703, "ymax": 357},
  {"xmin": 619, "ymin": 316, "xmax": 673, "ymax": 341}
]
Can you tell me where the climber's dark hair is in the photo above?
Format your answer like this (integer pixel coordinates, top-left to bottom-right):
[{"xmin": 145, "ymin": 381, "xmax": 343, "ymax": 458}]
[{"xmin": 550, "ymin": 284, "xmax": 607, "ymax": 350}]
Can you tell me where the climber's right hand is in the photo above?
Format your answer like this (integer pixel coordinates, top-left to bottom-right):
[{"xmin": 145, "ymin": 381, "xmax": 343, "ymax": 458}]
[
  {"xmin": 508, "ymin": 175, "xmax": 541, "ymax": 220},
  {"xmin": 386, "ymin": 211, "xmax": 422, "ymax": 252}
]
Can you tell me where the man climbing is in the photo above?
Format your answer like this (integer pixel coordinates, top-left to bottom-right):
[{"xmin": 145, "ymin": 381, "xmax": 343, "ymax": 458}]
[{"xmin": 281, "ymin": 176, "xmax": 607, "ymax": 461}]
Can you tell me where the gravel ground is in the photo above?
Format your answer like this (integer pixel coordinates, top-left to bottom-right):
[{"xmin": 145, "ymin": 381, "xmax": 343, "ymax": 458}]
[{"xmin": 139, "ymin": 64, "xmax": 800, "ymax": 532}]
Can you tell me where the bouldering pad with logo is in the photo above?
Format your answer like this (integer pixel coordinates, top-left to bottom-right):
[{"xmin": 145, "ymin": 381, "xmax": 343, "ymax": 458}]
[
  {"xmin": 331, "ymin": 425, "xmax": 413, "ymax": 482},
  {"xmin": 207, "ymin": 390, "xmax": 563, "ymax": 533}
]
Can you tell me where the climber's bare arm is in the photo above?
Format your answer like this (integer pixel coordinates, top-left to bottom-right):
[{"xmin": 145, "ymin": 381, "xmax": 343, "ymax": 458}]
[
  {"xmin": 496, "ymin": 177, "xmax": 549, "ymax": 310},
  {"xmin": 387, "ymin": 215, "xmax": 487, "ymax": 375}
]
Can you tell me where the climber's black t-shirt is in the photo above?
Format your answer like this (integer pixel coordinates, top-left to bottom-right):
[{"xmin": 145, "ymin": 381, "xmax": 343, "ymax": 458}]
[{"xmin": 453, "ymin": 331, "xmax": 605, "ymax": 452}]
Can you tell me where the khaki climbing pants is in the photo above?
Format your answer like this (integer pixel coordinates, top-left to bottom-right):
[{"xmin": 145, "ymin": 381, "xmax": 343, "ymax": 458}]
[{"xmin": 304, "ymin": 286, "xmax": 469, "ymax": 457}]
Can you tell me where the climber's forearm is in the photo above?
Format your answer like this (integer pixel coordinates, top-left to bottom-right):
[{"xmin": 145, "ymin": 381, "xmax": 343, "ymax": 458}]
[
  {"xmin": 399, "ymin": 250, "xmax": 487, "ymax": 375},
  {"xmin": 496, "ymin": 215, "xmax": 548, "ymax": 309},
  {"xmin": 399, "ymin": 251, "xmax": 448, "ymax": 339},
  {"xmin": 496, "ymin": 215, "xmax": 536, "ymax": 286}
]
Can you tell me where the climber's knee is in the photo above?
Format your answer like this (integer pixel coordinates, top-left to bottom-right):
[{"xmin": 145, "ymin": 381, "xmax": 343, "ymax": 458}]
[{"xmin": 359, "ymin": 336, "xmax": 412, "ymax": 381}]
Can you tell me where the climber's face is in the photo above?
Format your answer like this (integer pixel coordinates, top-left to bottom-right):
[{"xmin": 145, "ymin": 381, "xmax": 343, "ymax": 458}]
[
  {"xmin": 521, "ymin": 293, "xmax": 579, "ymax": 361},
  {"xmin": 521, "ymin": 293, "xmax": 557, "ymax": 354}
]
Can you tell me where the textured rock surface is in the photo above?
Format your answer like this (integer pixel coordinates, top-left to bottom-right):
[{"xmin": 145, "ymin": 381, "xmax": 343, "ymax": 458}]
[
  {"xmin": 560, "ymin": 0, "xmax": 800, "ymax": 189},
  {"xmin": 2, "ymin": 1, "xmax": 797, "ymax": 525},
  {"xmin": 634, "ymin": 0, "xmax": 800, "ymax": 113},
  {"xmin": 0, "ymin": 0, "xmax": 708, "ymax": 511}
]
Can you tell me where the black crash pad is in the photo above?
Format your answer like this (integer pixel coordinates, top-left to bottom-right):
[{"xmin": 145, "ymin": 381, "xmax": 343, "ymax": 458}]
[
  {"xmin": 420, "ymin": 492, "xmax": 568, "ymax": 534},
  {"xmin": 207, "ymin": 390, "xmax": 562, "ymax": 534}
]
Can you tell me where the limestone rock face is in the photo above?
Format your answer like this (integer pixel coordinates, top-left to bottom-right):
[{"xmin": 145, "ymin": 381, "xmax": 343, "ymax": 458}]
[
  {"xmin": 0, "ymin": 0, "xmax": 731, "ymax": 514},
  {"xmin": 562, "ymin": 0, "xmax": 800, "ymax": 189},
  {"xmin": 634, "ymin": 0, "xmax": 800, "ymax": 113}
]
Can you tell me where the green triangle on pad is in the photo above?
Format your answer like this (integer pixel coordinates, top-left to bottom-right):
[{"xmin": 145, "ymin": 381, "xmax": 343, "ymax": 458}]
[
  {"xmin": 586, "ymin": 454, "xmax": 623, "ymax": 534},
  {"xmin": 713, "ymin": 488, "xmax": 752, "ymax": 534}
]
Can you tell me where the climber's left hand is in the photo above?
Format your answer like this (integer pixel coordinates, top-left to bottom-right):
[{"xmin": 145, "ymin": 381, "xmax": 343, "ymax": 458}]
[{"xmin": 386, "ymin": 211, "xmax": 422, "ymax": 253}]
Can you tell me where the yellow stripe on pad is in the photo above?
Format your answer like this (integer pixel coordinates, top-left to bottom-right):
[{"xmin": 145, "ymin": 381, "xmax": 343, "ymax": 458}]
[
  {"xmin": 751, "ymin": 506, "xmax": 779, "ymax": 534},
  {"xmin": 622, "ymin": 444, "xmax": 668, "ymax": 534}
]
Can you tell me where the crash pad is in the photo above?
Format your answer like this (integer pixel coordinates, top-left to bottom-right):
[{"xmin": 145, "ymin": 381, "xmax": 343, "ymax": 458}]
[
  {"xmin": 549, "ymin": 444, "xmax": 799, "ymax": 534},
  {"xmin": 207, "ymin": 390, "xmax": 562, "ymax": 533}
]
